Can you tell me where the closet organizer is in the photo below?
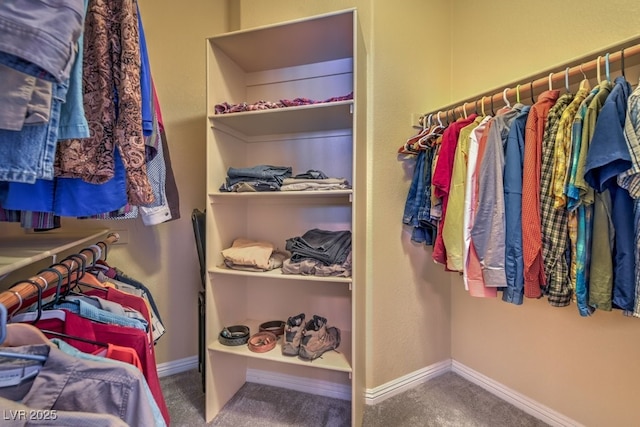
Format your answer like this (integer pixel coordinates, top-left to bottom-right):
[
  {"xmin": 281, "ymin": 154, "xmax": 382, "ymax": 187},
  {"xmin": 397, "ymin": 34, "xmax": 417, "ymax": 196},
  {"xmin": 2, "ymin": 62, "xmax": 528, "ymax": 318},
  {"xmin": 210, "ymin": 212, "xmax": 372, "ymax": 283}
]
[
  {"xmin": 205, "ymin": 9, "xmax": 367, "ymax": 426},
  {"xmin": 0, "ymin": 231, "xmax": 171, "ymax": 426},
  {"xmin": 402, "ymin": 36, "xmax": 640, "ymax": 317}
]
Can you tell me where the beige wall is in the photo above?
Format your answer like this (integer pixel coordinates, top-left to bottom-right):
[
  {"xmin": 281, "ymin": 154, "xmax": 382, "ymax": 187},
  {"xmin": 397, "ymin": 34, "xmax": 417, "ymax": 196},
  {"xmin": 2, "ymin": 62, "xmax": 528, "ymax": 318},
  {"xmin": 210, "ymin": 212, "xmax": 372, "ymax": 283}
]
[
  {"xmin": 233, "ymin": 0, "xmax": 455, "ymax": 388},
  {"xmin": 72, "ymin": 0, "xmax": 225, "ymax": 364},
  {"xmin": 449, "ymin": 1, "xmax": 640, "ymax": 425}
]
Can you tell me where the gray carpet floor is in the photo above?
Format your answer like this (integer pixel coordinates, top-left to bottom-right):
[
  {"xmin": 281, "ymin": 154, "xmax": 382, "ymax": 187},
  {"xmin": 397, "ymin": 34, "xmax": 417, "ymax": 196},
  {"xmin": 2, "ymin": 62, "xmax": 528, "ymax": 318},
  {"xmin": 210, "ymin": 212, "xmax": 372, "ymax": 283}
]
[{"xmin": 160, "ymin": 369, "xmax": 549, "ymax": 427}]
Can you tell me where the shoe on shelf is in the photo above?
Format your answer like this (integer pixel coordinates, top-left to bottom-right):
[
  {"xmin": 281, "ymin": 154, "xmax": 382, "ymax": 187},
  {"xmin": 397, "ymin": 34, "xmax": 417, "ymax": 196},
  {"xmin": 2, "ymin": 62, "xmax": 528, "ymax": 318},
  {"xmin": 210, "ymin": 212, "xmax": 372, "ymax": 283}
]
[
  {"xmin": 298, "ymin": 314, "xmax": 341, "ymax": 361},
  {"xmin": 282, "ymin": 313, "xmax": 306, "ymax": 356}
]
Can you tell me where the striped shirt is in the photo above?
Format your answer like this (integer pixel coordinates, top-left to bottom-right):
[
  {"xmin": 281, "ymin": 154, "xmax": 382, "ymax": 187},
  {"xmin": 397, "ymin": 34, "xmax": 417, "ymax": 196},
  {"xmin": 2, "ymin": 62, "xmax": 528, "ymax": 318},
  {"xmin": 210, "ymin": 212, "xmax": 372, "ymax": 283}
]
[{"xmin": 540, "ymin": 93, "xmax": 573, "ymax": 307}]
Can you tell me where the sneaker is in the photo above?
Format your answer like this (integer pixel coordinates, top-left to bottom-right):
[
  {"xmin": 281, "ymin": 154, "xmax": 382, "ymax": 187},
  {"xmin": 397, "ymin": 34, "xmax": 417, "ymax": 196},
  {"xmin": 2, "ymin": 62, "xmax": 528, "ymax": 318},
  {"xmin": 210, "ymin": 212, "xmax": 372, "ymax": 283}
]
[
  {"xmin": 282, "ymin": 313, "xmax": 305, "ymax": 356},
  {"xmin": 298, "ymin": 315, "xmax": 341, "ymax": 361}
]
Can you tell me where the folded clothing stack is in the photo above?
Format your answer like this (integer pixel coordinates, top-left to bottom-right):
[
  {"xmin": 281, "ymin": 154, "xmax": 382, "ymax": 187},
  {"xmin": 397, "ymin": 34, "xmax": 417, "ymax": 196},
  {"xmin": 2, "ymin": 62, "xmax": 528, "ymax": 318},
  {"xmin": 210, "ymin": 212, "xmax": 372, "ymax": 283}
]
[
  {"xmin": 219, "ymin": 165, "xmax": 292, "ymax": 192},
  {"xmin": 283, "ymin": 229, "xmax": 352, "ymax": 277},
  {"xmin": 221, "ymin": 238, "xmax": 289, "ymax": 272}
]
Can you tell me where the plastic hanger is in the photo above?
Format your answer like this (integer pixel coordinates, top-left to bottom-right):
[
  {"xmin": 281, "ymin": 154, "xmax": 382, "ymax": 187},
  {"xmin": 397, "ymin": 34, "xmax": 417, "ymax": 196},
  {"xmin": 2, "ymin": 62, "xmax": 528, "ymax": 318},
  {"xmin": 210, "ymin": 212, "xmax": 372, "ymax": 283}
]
[
  {"xmin": 481, "ymin": 96, "xmax": 487, "ymax": 116},
  {"xmin": 564, "ymin": 67, "xmax": 570, "ymax": 93},
  {"xmin": 39, "ymin": 329, "xmax": 109, "ymax": 348},
  {"xmin": 548, "ymin": 72, "xmax": 554, "ymax": 90},
  {"xmin": 621, "ymin": 48, "xmax": 626, "ymax": 79},
  {"xmin": 579, "ymin": 63, "xmax": 589, "ymax": 90},
  {"xmin": 530, "ymin": 81, "xmax": 535, "ymax": 104},
  {"xmin": 96, "ymin": 240, "xmax": 109, "ymax": 262},
  {"xmin": 516, "ymin": 84, "xmax": 521, "ymax": 104},
  {"xmin": 9, "ymin": 280, "xmax": 44, "ymax": 325},
  {"xmin": 7, "ymin": 290, "xmax": 23, "ymax": 322},
  {"xmin": 605, "ymin": 52, "xmax": 611, "ymax": 82},
  {"xmin": 11, "ymin": 272, "xmax": 67, "ymax": 324},
  {"xmin": 462, "ymin": 103, "xmax": 468, "ymax": 119},
  {"xmin": 0, "ymin": 305, "xmax": 48, "ymax": 362},
  {"xmin": 502, "ymin": 88, "xmax": 511, "ymax": 108},
  {"xmin": 596, "ymin": 55, "xmax": 602, "ymax": 83},
  {"xmin": 74, "ymin": 249, "xmax": 110, "ymax": 291}
]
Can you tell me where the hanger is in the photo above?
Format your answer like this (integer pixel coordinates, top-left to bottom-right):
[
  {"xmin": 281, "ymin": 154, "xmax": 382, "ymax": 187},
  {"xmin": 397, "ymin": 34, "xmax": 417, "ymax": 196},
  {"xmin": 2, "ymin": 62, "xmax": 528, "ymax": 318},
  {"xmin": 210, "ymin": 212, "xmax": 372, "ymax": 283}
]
[
  {"xmin": 474, "ymin": 99, "xmax": 479, "ymax": 115},
  {"xmin": 578, "ymin": 63, "xmax": 589, "ymax": 90},
  {"xmin": 11, "ymin": 272, "xmax": 67, "ymax": 324},
  {"xmin": 0, "ymin": 305, "xmax": 48, "ymax": 362},
  {"xmin": 7, "ymin": 290, "xmax": 23, "ymax": 322},
  {"xmin": 462, "ymin": 103, "xmax": 468, "ymax": 119},
  {"xmin": 9, "ymin": 280, "xmax": 44, "ymax": 325},
  {"xmin": 39, "ymin": 329, "xmax": 109, "ymax": 348},
  {"xmin": 502, "ymin": 88, "xmax": 511, "ymax": 108},
  {"xmin": 515, "ymin": 84, "xmax": 521, "ymax": 104},
  {"xmin": 596, "ymin": 55, "xmax": 602, "ymax": 83},
  {"xmin": 605, "ymin": 52, "xmax": 611, "ymax": 82},
  {"xmin": 74, "ymin": 249, "xmax": 110, "ymax": 291},
  {"xmin": 621, "ymin": 48, "xmax": 626, "ymax": 78},
  {"xmin": 96, "ymin": 240, "xmax": 109, "ymax": 262},
  {"xmin": 481, "ymin": 96, "xmax": 486, "ymax": 116},
  {"xmin": 490, "ymin": 95, "xmax": 495, "ymax": 115},
  {"xmin": 548, "ymin": 72, "xmax": 554, "ymax": 90},
  {"xmin": 530, "ymin": 81, "xmax": 535, "ymax": 104}
]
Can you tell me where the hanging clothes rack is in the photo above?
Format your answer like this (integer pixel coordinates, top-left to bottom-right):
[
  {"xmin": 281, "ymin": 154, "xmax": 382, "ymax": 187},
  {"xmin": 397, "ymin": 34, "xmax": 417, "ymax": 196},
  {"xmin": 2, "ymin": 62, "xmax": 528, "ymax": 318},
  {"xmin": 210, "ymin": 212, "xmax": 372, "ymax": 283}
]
[
  {"xmin": 0, "ymin": 232, "xmax": 120, "ymax": 310},
  {"xmin": 422, "ymin": 35, "xmax": 640, "ymax": 123}
]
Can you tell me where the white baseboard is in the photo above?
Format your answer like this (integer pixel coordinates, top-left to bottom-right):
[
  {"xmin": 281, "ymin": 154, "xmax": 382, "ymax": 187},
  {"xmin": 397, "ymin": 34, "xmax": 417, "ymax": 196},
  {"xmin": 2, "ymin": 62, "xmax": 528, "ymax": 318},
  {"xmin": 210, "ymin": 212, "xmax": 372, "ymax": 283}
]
[
  {"xmin": 159, "ymin": 355, "xmax": 579, "ymax": 426},
  {"xmin": 364, "ymin": 359, "xmax": 450, "ymax": 405},
  {"xmin": 246, "ymin": 368, "xmax": 352, "ymax": 401},
  {"xmin": 451, "ymin": 360, "xmax": 583, "ymax": 427},
  {"xmin": 157, "ymin": 355, "xmax": 199, "ymax": 378}
]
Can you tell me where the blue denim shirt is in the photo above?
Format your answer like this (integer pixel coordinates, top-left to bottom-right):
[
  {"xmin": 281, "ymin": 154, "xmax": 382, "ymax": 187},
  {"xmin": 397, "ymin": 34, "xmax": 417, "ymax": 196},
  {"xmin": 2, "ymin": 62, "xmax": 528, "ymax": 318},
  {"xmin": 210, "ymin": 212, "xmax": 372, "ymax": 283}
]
[{"xmin": 503, "ymin": 105, "xmax": 530, "ymax": 305}]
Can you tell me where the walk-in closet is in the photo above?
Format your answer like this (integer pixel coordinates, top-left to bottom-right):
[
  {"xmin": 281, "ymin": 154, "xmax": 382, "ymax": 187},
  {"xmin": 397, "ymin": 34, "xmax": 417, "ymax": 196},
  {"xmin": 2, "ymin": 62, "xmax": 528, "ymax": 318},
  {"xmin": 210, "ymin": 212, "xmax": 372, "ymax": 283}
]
[{"xmin": 1, "ymin": 1, "xmax": 640, "ymax": 426}]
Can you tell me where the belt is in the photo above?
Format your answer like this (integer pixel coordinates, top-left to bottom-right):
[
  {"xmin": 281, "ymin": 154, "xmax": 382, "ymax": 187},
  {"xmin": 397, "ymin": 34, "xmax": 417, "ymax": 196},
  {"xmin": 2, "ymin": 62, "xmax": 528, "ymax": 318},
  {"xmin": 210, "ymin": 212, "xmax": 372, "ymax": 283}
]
[
  {"xmin": 218, "ymin": 325, "xmax": 250, "ymax": 346},
  {"xmin": 259, "ymin": 320, "xmax": 285, "ymax": 337},
  {"xmin": 248, "ymin": 331, "xmax": 278, "ymax": 353}
]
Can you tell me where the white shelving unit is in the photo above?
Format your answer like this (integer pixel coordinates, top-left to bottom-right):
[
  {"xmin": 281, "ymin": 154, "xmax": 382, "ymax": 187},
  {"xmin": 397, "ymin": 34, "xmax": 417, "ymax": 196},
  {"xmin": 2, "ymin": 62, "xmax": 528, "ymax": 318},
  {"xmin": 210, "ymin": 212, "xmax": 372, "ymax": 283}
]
[{"xmin": 205, "ymin": 9, "xmax": 366, "ymax": 426}]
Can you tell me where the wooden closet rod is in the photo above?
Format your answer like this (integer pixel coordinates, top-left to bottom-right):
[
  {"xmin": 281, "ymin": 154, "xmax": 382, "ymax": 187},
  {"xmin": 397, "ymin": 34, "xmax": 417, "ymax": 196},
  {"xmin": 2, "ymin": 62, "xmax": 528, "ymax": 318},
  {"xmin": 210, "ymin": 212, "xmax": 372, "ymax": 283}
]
[
  {"xmin": 424, "ymin": 36, "xmax": 640, "ymax": 122},
  {"xmin": 0, "ymin": 232, "xmax": 120, "ymax": 311}
]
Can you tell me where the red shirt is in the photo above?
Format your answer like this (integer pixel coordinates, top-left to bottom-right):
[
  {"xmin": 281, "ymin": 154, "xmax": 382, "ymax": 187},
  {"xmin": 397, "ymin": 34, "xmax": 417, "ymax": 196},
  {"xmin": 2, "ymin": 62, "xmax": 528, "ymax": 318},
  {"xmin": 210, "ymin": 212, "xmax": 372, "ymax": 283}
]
[
  {"xmin": 34, "ymin": 312, "xmax": 170, "ymax": 425},
  {"xmin": 432, "ymin": 115, "xmax": 477, "ymax": 266}
]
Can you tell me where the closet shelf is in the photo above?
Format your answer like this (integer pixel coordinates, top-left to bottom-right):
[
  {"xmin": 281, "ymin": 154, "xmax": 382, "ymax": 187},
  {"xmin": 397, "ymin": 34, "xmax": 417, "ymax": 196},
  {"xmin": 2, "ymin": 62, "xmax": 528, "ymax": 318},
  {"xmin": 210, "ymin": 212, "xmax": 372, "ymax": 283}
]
[
  {"xmin": 0, "ymin": 229, "xmax": 110, "ymax": 277},
  {"xmin": 210, "ymin": 265, "xmax": 352, "ymax": 284},
  {"xmin": 209, "ymin": 101, "xmax": 353, "ymax": 140},
  {"xmin": 209, "ymin": 189, "xmax": 353, "ymax": 204},
  {"xmin": 209, "ymin": 10, "xmax": 354, "ymax": 72},
  {"xmin": 208, "ymin": 319, "xmax": 352, "ymax": 373}
]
